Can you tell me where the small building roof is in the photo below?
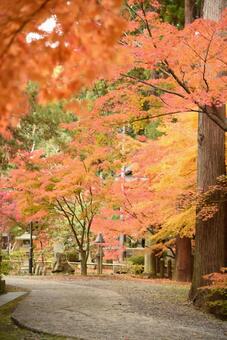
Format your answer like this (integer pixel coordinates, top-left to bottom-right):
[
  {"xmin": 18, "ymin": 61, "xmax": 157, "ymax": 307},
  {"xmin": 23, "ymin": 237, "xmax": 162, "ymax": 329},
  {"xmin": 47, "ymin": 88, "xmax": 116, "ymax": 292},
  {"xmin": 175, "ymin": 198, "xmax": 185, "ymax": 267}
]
[{"xmin": 15, "ymin": 232, "xmax": 36, "ymax": 240}]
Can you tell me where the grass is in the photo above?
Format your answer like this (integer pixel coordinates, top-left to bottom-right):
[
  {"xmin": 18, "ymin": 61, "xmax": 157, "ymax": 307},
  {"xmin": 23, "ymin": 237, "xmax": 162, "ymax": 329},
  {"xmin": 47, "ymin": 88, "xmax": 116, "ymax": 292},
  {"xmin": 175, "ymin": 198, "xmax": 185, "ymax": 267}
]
[{"xmin": 0, "ymin": 290, "xmax": 68, "ymax": 340}]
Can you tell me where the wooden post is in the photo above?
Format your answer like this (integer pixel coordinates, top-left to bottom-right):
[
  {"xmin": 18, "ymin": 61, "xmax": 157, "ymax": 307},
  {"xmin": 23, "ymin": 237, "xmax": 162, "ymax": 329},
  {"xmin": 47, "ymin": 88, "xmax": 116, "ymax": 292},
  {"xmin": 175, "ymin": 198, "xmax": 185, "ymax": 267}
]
[
  {"xmin": 151, "ymin": 253, "xmax": 157, "ymax": 277},
  {"xmin": 96, "ymin": 246, "xmax": 103, "ymax": 275},
  {"xmin": 144, "ymin": 250, "xmax": 152, "ymax": 274},
  {"xmin": 167, "ymin": 259, "xmax": 172, "ymax": 279},
  {"xmin": 29, "ymin": 222, "xmax": 33, "ymax": 275},
  {"xmin": 0, "ymin": 255, "xmax": 5, "ymax": 294},
  {"xmin": 156, "ymin": 257, "xmax": 160, "ymax": 274},
  {"xmin": 0, "ymin": 254, "xmax": 2, "ymax": 278},
  {"xmin": 160, "ymin": 258, "xmax": 165, "ymax": 278}
]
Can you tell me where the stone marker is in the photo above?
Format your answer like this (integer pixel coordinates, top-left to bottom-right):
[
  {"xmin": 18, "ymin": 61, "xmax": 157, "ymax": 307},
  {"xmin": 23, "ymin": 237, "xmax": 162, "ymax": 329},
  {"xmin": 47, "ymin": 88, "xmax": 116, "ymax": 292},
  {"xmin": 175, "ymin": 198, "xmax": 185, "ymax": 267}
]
[{"xmin": 52, "ymin": 253, "xmax": 75, "ymax": 274}]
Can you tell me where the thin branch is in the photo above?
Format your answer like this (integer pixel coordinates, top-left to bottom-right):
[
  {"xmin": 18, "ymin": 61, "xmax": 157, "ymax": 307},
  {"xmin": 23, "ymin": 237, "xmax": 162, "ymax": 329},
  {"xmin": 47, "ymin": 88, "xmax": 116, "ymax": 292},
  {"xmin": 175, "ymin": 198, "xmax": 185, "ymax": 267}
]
[
  {"xmin": 119, "ymin": 109, "xmax": 202, "ymax": 125},
  {"xmin": 202, "ymin": 31, "xmax": 215, "ymax": 92},
  {"xmin": 166, "ymin": 246, "xmax": 176, "ymax": 258},
  {"xmin": 125, "ymin": 3, "xmax": 148, "ymax": 29},
  {"xmin": 121, "ymin": 73, "xmax": 185, "ymax": 98},
  {"xmin": 164, "ymin": 62, "xmax": 191, "ymax": 95},
  {"xmin": 141, "ymin": 3, "xmax": 152, "ymax": 38},
  {"xmin": 85, "ymin": 216, "xmax": 94, "ymax": 262},
  {"xmin": 56, "ymin": 199, "xmax": 81, "ymax": 248}
]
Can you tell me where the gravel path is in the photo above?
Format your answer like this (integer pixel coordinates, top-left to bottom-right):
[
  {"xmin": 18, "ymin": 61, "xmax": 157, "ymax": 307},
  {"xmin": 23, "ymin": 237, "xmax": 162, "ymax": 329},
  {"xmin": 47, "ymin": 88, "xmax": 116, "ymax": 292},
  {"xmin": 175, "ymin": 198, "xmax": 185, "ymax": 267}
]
[{"xmin": 5, "ymin": 276, "xmax": 227, "ymax": 340}]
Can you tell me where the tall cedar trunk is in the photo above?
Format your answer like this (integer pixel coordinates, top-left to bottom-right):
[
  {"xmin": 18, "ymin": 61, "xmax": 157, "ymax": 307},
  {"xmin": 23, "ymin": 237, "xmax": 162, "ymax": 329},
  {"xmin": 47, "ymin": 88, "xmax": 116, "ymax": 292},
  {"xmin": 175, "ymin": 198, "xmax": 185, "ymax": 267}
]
[
  {"xmin": 80, "ymin": 249, "xmax": 87, "ymax": 276},
  {"xmin": 191, "ymin": 106, "xmax": 226, "ymax": 298},
  {"xmin": 175, "ymin": 236, "xmax": 193, "ymax": 281},
  {"xmin": 185, "ymin": 0, "xmax": 195, "ymax": 25},
  {"xmin": 190, "ymin": 0, "xmax": 227, "ymax": 299},
  {"xmin": 203, "ymin": 0, "xmax": 227, "ymax": 269},
  {"xmin": 203, "ymin": 0, "xmax": 227, "ymax": 20}
]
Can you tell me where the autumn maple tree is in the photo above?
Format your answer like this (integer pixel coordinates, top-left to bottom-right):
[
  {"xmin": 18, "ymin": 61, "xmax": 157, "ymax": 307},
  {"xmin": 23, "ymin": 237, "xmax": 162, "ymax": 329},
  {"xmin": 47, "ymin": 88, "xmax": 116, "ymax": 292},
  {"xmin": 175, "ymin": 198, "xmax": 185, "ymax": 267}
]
[{"xmin": 0, "ymin": 113, "xmax": 125, "ymax": 275}]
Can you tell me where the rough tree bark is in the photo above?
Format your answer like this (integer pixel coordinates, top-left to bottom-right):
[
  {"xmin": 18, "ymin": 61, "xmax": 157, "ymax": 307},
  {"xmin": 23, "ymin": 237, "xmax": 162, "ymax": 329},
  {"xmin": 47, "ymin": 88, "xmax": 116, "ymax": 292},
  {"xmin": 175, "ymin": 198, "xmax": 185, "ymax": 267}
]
[
  {"xmin": 190, "ymin": 0, "xmax": 227, "ymax": 298},
  {"xmin": 185, "ymin": 0, "xmax": 195, "ymax": 25},
  {"xmin": 203, "ymin": 0, "xmax": 227, "ymax": 20},
  {"xmin": 175, "ymin": 236, "xmax": 193, "ymax": 281},
  {"xmin": 80, "ymin": 249, "xmax": 88, "ymax": 276}
]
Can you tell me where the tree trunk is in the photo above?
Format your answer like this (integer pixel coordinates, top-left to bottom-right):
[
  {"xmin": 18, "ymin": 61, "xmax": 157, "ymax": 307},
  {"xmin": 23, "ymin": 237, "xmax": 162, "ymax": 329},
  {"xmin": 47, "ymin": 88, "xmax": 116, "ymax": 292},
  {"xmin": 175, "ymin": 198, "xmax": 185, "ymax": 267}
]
[
  {"xmin": 185, "ymin": 0, "xmax": 195, "ymax": 25},
  {"xmin": 203, "ymin": 0, "xmax": 227, "ymax": 20},
  {"xmin": 203, "ymin": 0, "xmax": 227, "ymax": 269},
  {"xmin": 80, "ymin": 249, "xmax": 87, "ymax": 276},
  {"xmin": 175, "ymin": 236, "xmax": 193, "ymax": 281},
  {"xmin": 190, "ymin": 106, "xmax": 226, "ymax": 298},
  {"xmin": 190, "ymin": 0, "xmax": 227, "ymax": 299}
]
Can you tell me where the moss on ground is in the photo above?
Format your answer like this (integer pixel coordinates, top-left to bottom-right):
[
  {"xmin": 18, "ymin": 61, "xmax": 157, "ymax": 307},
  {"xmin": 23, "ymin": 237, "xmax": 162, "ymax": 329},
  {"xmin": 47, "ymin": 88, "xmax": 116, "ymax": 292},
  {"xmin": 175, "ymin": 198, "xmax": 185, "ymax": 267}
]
[{"xmin": 0, "ymin": 296, "xmax": 68, "ymax": 340}]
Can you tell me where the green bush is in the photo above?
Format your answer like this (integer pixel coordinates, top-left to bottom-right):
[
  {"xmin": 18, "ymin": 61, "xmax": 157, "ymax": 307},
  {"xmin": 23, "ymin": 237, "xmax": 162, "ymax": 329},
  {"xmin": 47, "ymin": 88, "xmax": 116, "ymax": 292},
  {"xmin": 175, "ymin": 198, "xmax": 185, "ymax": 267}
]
[
  {"xmin": 127, "ymin": 263, "xmax": 144, "ymax": 275},
  {"xmin": 128, "ymin": 255, "xmax": 144, "ymax": 265},
  {"xmin": 66, "ymin": 250, "xmax": 79, "ymax": 262},
  {"xmin": 1, "ymin": 254, "xmax": 12, "ymax": 275}
]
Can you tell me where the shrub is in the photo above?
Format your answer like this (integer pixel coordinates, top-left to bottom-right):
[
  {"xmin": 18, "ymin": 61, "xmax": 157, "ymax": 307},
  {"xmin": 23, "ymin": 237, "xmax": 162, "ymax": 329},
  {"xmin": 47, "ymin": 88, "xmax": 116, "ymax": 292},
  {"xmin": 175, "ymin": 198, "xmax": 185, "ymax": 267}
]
[
  {"xmin": 1, "ymin": 253, "xmax": 12, "ymax": 275},
  {"xmin": 128, "ymin": 263, "xmax": 144, "ymax": 275},
  {"xmin": 128, "ymin": 255, "xmax": 144, "ymax": 266}
]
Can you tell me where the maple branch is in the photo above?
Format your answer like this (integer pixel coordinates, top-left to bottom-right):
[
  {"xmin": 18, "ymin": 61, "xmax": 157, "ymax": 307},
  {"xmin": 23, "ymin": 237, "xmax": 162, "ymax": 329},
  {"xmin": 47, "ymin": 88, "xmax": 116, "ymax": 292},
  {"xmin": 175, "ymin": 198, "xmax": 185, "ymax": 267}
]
[
  {"xmin": 89, "ymin": 186, "xmax": 94, "ymax": 216},
  {"xmin": 81, "ymin": 160, "xmax": 88, "ymax": 173},
  {"xmin": 78, "ymin": 192, "xmax": 85, "ymax": 215},
  {"xmin": 125, "ymin": 3, "xmax": 148, "ymax": 30},
  {"xmin": 164, "ymin": 62, "xmax": 191, "ymax": 95},
  {"xmin": 64, "ymin": 195, "xmax": 86, "ymax": 231},
  {"xmin": 121, "ymin": 73, "xmax": 185, "ymax": 98},
  {"xmin": 182, "ymin": 39, "xmax": 206, "ymax": 63},
  {"xmin": 166, "ymin": 246, "xmax": 176, "ymax": 258},
  {"xmin": 202, "ymin": 31, "xmax": 215, "ymax": 92},
  {"xmin": 140, "ymin": 3, "xmax": 152, "ymax": 38},
  {"xmin": 78, "ymin": 195, "xmax": 88, "ymax": 248},
  {"xmin": 75, "ymin": 193, "xmax": 89, "ymax": 228},
  {"xmin": 118, "ymin": 109, "xmax": 202, "ymax": 125},
  {"xmin": 56, "ymin": 198, "xmax": 81, "ymax": 248},
  {"xmin": 62, "ymin": 196, "xmax": 76, "ymax": 216},
  {"xmin": 0, "ymin": 0, "xmax": 50, "ymax": 60},
  {"xmin": 85, "ymin": 216, "xmax": 94, "ymax": 261},
  {"xmin": 125, "ymin": 3, "xmax": 194, "ymax": 100},
  {"xmin": 123, "ymin": 68, "xmax": 226, "ymax": 130},
  {"xmin": 122, "ymin": 189, "xmax": 147, "ymax": 225}
]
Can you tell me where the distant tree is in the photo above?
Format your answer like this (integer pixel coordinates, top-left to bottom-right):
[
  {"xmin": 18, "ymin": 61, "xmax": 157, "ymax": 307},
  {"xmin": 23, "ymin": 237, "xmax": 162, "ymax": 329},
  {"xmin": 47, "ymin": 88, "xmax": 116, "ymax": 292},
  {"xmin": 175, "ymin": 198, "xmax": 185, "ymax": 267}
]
[{"xmin": 0, "ymin": 82, "xmax": 75, "ymax": 172}]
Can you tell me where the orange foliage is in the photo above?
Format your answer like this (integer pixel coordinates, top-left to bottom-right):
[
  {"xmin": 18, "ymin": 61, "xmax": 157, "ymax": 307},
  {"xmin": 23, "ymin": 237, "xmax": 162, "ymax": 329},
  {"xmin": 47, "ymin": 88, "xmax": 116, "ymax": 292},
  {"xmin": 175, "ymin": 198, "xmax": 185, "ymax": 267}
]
[{"xmin": 0, "ymin": 0, "xmax": 125, "ymax": 133}]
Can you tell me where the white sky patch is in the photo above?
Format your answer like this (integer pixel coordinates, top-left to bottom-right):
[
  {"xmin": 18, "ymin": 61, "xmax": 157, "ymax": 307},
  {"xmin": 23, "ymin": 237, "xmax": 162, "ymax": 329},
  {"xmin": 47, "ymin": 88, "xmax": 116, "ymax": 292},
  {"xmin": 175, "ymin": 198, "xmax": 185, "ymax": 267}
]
[
  {"xmin": 38, "ymin": 15, "xmax": 57, "ymax": 33},
  {"xmin": 26, "ymin": 15, "xmax": 62, "ymax": 45},
  {"xmin": 26, "ymin": 32, "xmax": 43, "ymax": 43}
]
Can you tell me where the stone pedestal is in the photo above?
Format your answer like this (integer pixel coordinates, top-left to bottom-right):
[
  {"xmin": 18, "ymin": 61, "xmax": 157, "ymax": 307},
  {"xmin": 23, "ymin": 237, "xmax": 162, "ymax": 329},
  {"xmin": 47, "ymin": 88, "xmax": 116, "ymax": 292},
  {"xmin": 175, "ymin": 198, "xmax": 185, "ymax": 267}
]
[
  {"xmin": 144, "ymin": 251, "xmax": 152, "ymax": 273},
  {"xmin": 144, "ymin": 252, "xmax": 157, "ymax": 277}
]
